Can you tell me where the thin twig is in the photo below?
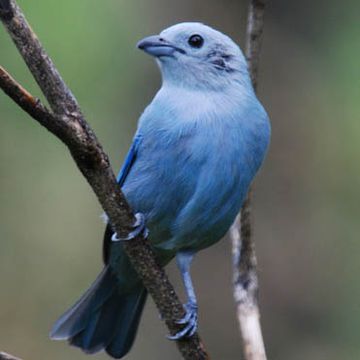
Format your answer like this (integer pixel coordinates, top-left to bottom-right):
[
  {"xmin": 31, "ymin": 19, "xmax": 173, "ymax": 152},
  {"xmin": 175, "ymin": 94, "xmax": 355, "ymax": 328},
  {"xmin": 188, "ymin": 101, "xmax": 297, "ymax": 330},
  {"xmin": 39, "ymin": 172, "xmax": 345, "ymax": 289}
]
[
  {"xmin": 245, "ymin": 0, "xmax": 267, "ymax": 91},
  {"xmin": 0, "ymin": 1, "xmax": 209, "ymax": 358},
  {"xmin": 230, "ymin": 1, "xmax": 268, "ymax": 360},
  {"xmin": 0, "ymin": 352, "xmax": 22, "ymax": 360}
]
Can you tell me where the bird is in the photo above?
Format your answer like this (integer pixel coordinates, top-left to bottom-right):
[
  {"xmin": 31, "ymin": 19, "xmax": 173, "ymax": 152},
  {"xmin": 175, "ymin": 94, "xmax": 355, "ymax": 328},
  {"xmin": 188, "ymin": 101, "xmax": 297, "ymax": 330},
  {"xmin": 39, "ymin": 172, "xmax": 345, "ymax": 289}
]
[{"xmin": 50, "ymin": 22, "xmax": 271, "ymax": 359}]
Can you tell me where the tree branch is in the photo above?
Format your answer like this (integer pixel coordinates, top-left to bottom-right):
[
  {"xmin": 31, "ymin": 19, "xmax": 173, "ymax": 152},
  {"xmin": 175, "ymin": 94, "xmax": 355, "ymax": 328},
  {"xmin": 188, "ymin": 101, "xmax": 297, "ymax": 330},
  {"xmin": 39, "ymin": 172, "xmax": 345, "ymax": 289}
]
[
  {"xmin": 0, "ymin": 1, "xmax": 209, "ymax": 358},
  {"xmin": 0, "ymin": 352, "xmax": 22, "ymax": 360},
  {"xmin": 230, "ymin": 1, "xmax": 268, "ymax": 360},
  {"xmin": 0, "ymin": 65, "xmax": 55, "ymax": 124}
]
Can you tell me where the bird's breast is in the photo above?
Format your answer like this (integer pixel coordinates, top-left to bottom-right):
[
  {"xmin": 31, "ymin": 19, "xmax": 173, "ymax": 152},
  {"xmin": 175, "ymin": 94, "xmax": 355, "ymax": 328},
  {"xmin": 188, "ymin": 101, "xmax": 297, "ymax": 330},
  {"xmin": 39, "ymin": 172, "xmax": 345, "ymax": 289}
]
[{"xmin": 123, "ymin": 90, "xmax": 270, "ymax": 253}]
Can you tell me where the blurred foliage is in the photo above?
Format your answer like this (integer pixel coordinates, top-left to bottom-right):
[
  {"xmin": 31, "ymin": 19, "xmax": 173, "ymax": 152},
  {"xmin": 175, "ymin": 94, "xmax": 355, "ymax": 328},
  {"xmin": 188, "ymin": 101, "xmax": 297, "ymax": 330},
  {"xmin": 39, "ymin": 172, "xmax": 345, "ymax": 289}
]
[{"xmin": 0, "ymin": 0, "xmax": 359, "ymax": 359}]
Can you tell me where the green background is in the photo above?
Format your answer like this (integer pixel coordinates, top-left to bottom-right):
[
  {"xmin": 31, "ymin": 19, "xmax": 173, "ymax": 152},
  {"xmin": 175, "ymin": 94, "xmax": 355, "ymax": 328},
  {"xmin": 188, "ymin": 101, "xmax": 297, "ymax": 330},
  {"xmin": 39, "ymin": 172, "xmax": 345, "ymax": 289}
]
[{"xmin": 1, "ymin": 0, "xmax": 360, "ymax": 359}]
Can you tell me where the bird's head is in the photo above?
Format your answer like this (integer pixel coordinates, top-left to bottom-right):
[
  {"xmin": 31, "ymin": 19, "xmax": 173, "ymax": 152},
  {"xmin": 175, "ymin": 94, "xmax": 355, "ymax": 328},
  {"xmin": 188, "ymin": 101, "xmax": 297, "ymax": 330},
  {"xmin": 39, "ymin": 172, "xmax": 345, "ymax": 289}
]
[{"xmin": 137, "ymin": 22, "xmax": 250, "ymax": 91}]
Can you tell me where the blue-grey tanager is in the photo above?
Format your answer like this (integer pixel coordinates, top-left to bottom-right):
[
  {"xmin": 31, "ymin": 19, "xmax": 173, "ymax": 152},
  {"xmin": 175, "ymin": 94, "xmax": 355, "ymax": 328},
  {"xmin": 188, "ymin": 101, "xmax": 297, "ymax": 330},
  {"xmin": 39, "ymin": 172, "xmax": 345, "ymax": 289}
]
[{"xmin": 50, "ymin": 22, "xmax": 271, "ymax": 358}]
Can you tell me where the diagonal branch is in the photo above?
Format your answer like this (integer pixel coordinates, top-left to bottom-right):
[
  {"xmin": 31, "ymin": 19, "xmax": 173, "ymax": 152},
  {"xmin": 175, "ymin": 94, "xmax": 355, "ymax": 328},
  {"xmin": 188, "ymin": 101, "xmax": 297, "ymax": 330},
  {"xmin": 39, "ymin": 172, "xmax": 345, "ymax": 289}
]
[
  {"xmin": 0, "ymin": 352, "xmax": 22, "ymax": 360},
  {"xmin": 0, "ymin": 0, "xmax": 77, "ymax": 114},
  {"xmin": 0, "ymin": 1, "xmax": 209, "ymax": 359},
  {"xmin": 230, "ymin": 1, "xmax": 268, "ymax": 360},
  {"xmin": 0, "ymin": 65, "xmax": 55, "ymax": 125}
]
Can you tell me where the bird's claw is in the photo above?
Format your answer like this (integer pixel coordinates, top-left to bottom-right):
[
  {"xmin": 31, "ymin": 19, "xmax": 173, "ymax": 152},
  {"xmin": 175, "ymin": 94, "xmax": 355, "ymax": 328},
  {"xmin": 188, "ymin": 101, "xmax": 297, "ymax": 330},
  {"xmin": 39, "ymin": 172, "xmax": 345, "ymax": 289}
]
[
  {"xmin": 167, "ymin": 302, "xmax": 198, "ymax": 340},
  {"xmin": 111, "ymin": 212, "xmax": 148, "ymax": 242}
]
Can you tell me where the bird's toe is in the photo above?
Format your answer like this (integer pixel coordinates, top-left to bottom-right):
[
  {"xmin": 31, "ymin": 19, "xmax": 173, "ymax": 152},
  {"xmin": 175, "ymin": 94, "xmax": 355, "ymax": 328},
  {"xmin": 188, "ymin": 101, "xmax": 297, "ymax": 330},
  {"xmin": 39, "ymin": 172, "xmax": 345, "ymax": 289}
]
[
  {"xmin": 167, "ymin": 302, "xmax": 198, "ymax": 340},
  {"xmin": 111, "ymin": 212, "xmax": 148, "ymax": 241}
]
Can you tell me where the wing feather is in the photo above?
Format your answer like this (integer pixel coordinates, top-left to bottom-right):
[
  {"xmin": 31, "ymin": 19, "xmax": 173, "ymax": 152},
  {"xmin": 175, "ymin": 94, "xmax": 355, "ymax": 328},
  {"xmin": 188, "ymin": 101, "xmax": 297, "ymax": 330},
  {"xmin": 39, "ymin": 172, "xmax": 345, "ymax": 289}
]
[{"xmin": 102, "ymin": 134, "xmax": 142, "ymax": 264}]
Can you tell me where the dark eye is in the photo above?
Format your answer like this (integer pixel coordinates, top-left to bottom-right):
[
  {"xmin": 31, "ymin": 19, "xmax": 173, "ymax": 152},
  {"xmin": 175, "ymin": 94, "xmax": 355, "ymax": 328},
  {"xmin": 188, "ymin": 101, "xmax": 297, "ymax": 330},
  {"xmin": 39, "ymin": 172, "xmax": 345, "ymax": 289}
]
[{"xmin": 188, "ymin": 34, "xmax": 204, "ymax": 48}]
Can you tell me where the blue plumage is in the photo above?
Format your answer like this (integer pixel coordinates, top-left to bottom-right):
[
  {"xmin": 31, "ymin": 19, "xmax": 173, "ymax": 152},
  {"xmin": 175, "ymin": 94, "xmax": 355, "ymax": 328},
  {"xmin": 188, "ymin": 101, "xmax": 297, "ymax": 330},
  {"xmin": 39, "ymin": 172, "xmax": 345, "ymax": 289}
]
[
  {"xmin": 51, "ymin": 22, "xmax": 270, "ymax": 358},
  {"xmin": 117, "ymin": 134, "xmax": 142, "ymax": 187}
]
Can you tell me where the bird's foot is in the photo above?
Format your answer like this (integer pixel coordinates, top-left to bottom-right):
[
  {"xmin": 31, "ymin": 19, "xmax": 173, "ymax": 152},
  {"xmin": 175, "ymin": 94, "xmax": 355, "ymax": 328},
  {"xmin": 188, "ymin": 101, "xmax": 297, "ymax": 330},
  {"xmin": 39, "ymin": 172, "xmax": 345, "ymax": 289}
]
[
  {"xmin": 167, "ymin": 301, "xmax": 198, "ymax": 340},
  {"xmin": 111, "ymin": 212, "xmax": 148, "ymax": 242}
]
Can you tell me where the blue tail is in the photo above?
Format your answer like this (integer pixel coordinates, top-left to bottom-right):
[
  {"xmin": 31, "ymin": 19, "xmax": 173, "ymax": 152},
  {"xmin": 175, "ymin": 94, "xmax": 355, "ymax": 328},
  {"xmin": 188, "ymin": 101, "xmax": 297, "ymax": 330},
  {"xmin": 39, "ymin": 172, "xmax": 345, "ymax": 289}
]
[{"xmin": 50, "ymin": 266, "xmax": 147, "ymax": 359}]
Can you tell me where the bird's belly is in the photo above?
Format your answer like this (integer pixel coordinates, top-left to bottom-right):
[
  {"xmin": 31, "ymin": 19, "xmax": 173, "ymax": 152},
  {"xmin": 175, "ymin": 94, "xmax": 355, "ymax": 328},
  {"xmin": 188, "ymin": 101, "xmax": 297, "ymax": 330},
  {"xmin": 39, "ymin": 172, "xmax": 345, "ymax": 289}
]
[
  {"xmin": 123, "ymin": 125, "xmax": 255, "ymax": 256},
  {"xmin": 155, "ymin": 169, "xmax": 248, "ymax": 253},
  {"xmin": 137, "ymin": 160, "xmax": 247, "ymax": 254}
]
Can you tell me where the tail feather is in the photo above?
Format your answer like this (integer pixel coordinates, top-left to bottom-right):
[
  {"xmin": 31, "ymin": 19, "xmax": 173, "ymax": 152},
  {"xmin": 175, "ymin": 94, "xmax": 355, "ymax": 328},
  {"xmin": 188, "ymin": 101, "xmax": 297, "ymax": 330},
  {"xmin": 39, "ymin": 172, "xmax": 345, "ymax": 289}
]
[
  {"xmin": 106, "ymin": 290, "xmax": 147, "ymax": 358},
  {"xmin": 69, "ymin": 290, "xmax": 120, "ymax": 354},
  {"xmin": 50, "ymin": 267, "xmax": 115, "ymax": 340},
  {"xmin": 50, "ymin": 266, "xmax": 147, "ymax": 359}
]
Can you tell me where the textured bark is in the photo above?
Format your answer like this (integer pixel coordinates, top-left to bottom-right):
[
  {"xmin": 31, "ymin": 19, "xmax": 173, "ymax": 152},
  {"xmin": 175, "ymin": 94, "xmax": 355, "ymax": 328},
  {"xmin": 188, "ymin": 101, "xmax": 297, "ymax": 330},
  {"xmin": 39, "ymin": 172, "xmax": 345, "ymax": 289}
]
[
  {"xmin": 0, "ymin": 1, "xmax": 209, "ymax": 359},
  {"xmin": 230, "ymin": 1, "xmax": 268, "ymax": 360}
]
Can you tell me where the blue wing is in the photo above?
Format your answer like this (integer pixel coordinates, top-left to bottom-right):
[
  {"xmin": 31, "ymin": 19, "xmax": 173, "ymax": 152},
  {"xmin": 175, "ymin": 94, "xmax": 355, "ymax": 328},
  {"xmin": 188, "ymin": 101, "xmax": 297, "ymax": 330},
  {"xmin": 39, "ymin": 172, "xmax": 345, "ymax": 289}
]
[
  {"xmin": 117, "ymin": 134, "xmax": 142, "ymax": 187},
  {"xmin": 103, "ymin": 134, "xmax": 142, "ymax": 264}
]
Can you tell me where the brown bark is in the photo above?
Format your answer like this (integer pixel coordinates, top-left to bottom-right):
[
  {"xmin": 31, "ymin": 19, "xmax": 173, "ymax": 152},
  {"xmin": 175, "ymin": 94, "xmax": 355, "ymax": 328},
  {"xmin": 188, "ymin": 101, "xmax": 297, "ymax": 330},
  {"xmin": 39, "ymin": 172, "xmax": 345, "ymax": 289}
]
[{"xmin": 0, "ymin": 1, "xmax": 209, "ymax": 358}]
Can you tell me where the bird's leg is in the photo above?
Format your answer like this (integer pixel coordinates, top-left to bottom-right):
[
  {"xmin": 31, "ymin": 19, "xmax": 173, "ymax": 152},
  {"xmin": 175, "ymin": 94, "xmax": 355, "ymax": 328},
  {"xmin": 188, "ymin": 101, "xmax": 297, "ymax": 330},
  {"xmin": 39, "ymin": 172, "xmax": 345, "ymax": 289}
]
[
  {"xmin": 168, "ymin": 250, "xmax": 198, "ymax": 340},
  {"xmin": 111, "ymin": 212, "xmax": 148, "ymax": 241}
]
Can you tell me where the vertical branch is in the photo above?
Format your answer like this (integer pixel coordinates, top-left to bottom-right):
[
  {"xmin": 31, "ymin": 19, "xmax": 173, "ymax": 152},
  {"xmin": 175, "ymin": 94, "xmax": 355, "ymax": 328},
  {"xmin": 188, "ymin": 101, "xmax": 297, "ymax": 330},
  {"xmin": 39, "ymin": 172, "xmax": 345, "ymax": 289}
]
[
  {"xmin": 245, "ymin": 0, "xmax": 267, "ymax": 91},
  {"xmin": 230, "ymin": 1, "xmax": 267, "ymax": 360}
]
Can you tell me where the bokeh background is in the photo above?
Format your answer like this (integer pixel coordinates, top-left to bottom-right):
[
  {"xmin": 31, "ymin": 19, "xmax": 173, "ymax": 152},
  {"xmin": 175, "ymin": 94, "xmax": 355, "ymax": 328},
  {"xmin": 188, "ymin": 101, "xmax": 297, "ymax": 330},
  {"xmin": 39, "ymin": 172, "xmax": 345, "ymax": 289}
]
[{"xmin": 1, "ymin": 0, "xmax": 359, "ymax": 359}]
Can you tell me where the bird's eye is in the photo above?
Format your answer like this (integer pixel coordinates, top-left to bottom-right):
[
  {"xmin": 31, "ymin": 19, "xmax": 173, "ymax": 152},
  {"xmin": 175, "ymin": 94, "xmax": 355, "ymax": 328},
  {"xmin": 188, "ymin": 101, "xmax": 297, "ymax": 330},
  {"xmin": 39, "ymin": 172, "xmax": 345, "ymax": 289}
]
[{"xmin": 188, "ymin": 34, "xmax": 204, "ymax": 48}]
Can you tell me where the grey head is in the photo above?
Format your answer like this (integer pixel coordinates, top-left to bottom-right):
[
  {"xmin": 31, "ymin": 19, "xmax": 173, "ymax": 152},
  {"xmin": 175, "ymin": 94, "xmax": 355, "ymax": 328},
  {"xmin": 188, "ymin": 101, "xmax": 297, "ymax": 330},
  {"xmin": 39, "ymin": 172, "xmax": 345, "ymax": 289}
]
[{"xmin": 137, "ymin": 22, "xmax": 250, "ymax": 91}]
